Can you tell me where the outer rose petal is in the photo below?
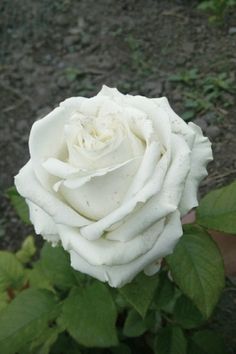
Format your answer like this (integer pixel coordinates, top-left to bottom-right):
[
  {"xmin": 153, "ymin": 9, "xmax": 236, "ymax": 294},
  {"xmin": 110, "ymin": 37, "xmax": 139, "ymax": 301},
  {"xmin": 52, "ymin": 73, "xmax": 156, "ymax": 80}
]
[
  {"xmin": 98, "ymin": 85, "xmax": 125, "ymax": 104},
  {"xmin": 152, "ymin": 97, "xmax": 213, "ymax": 215},
  {"xmin": 179, "ymin": 123, "xmax": 213, "ymax": 215},
  {"xmin": 125, "ymin": 95, "xmax": 172, "ymax": 150},
  {"xmin": 26, "ymin": 200, "xmax": 59, "ymax": 245},
  {"xmin": 152, "ymin": 97, "xmax": 195, "ymax": 147},
  {"xmin": 29, "ymin": 97, "xmax": 86, "ymax": 189},
  {"xmin": 57, "ymin": 218, "xmax": 165, "ymax": 266},
  {"xmin": 68, "ymin": 210, "xmax": 182, "ymax": 287},
  {"xmin": 14, "ymin": 161, "xmax": 91, "ymax": 227}
]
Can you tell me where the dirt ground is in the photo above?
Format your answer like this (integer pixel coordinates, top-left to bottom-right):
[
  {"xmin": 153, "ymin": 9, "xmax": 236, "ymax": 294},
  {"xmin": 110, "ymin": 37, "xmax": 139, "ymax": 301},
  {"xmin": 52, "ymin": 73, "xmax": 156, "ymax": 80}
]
[{"xmin": 0, "ymin": 0, "xmax": 236, "ymax": 351}]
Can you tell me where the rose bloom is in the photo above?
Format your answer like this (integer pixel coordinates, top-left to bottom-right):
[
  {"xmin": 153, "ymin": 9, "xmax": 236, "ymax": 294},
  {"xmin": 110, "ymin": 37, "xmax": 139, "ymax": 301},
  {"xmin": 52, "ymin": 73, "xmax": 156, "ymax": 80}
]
[{"xmin": 15, "ymin": 86, "xmax": 212, "ymax": 287}]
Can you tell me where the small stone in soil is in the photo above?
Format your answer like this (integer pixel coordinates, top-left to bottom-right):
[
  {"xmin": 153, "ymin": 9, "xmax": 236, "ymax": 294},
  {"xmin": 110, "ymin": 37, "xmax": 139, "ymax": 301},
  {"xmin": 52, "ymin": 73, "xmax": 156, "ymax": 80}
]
[
  {"xmin": 142, "ymin": 81, "xmax": 163, "ymax": 96},
  {"xmin": 201, "ymin": 112, "xmax": 216, "ymax": 125},
  {"xmin": 57, "ymin": 76, "xmax": 68, "ymax": 89},
  {"xmin": 228, "ymin": 27, "xmax": 236, "ymax": 35},
  {"xmin": 205, "ymin": 125, "xmax": 221, "ymax": 139}
]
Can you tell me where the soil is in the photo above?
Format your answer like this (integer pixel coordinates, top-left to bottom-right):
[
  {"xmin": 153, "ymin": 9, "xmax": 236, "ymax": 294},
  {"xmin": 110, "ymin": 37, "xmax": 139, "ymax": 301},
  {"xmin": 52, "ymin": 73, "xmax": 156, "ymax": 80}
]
[{"xmin": 0, "ymin": 0, "xmax": 236, "ymax": 352}]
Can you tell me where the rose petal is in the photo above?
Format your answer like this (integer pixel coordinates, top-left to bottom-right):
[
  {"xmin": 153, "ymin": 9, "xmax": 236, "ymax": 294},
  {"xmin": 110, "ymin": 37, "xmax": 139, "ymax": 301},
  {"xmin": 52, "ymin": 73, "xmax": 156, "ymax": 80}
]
[
  {"xmin": 15, "ymin": 161, "xmax": 91, "ymax": 227},
  {"xmin": 58, "ymin": 218, "xmax": 164, "ymax": 266},
  {"xmin": 81, "ymin": 133, "xmax": 189, "ymax": 241},
  {"xmin": 126, "ymin": 95, "xmax": 171, "ymax": 150},
  {"xmin": 42, "ymin": 158, "xmax": 78, "ymax": 179},
  {"xmin": 80, "ymin": 152, "xmax": 170, "ymax": 240},
  {"xmin": 144, "ymin": 259, "xmax": 162, "ymax": 276},
  {"xmin": 26, "ymin": 200, "xmax": 59, "ymax": 245},
  {"xmin": 68, "ymin": 210, "xmax": 182, "ymax": 287},
  {"xmin": 60, "ymin": 156, "xmax": 141, "ymax": 220},
  {"xmin": 124, "ymin": 141, "xmax": 161, "ymax": 201},
  {"xmin": 29, "ymin": 97, "xmax": 86, "ymax": 189},
  {"xmin": 106, "ymin": 133, "xmax": 189, "ymax": 241},
  {"xmin": 179, "ymin": 123, "xmax": 213, "ymax": 215},
  {"xmin": 152, "ymin": 97, "xmax": 195, "ymax": 147},
  {"xmin": 98, "ymin": 85, "xmax": 124, "ymax": 103},
  {"xmin": 43, "ymin": 156, "xmax": 140, "ymax": 189}
]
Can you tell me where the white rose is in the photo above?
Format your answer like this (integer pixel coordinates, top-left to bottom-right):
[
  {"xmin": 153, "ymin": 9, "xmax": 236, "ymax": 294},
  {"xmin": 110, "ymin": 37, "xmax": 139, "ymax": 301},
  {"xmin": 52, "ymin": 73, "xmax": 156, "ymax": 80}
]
[{"xmin": 15, "ymin": 86, "xmax": 212, "ymax": 287}]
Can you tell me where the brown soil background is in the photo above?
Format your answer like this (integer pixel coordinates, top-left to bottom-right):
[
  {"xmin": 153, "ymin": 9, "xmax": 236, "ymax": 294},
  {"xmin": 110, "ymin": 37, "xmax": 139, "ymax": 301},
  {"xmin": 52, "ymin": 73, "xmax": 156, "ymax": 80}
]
[{"xmin": 0, "ymin": 0, "xmax": 236, "ymax": 352}]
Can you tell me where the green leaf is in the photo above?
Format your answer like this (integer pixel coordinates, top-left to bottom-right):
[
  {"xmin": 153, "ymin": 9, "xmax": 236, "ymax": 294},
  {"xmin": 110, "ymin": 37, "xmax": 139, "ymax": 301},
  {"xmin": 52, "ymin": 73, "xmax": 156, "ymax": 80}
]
[
  {"xmin": 19, "ymin": 325, "xmax": 62, "ymax": 354},
  {"xmin": 188, "ymin": 330, "xmax": 227, "ymax": 354},
  {"xmin": 196, "ymin": 180, "xmax": 236, "ymax": 234},
  {"xmin": 153, "ymin": 272, "xmax": 175, "ymax": 312},
  {"xmin": 182, "ymin": 110, "xmax": 195, "ymax": 121},
  {"xmin": 114, "ymin": 292, "xmax": 129, "ymax": 310},
  {"xmin": 28, "ymin": 261, "xmax": 54, "ymax": 291},
  {"xmin": 33, "ymin": 329, "xmax": 60, "ymax": 354},
  {"xmin": 155, "ymin": 326, "xmax": 187, "ymax": 354},
  {"xmin": 7, "ymin": 186, "xmax": 30, "ymax": 224},
  {"xmin": 16, "ymin": 235, "xmax": 36, "ymax": 264},
  {"xmin": 111, "ymin": 343, "xmax": 132, "ymax": 354},
  {"xmin": 40, "ymin": 243, "xmax": 78, "ymax": 289},
  {"xmin": 50, "ymin": 333, "xmax": 82, "ymax": 354},
  {"xmin": 0, "ymin": 251, "xmax": 25, "ymax": 291},
  {"xmin": 61, "ymin": 283, "xmax": 118, "ymax": 347},
  {"xmin": 119, "ymin": 272, "xmax": 159, "ymax": 318},
  {"xmin": 197, "ymin": 2, "xmax": 213, "ymax": 11},
  {"xmin": 0, "ymin": 293, "xmax": 8, "ymax": 312},
  {"xmin": 168, "ymin": 74, "xmax": 182, "ymax": 82},
  {"xmin": 123, "ymin": 309, "xmax": 147, "ymax": 337},
  {"xmin": 166, "ymin": 225, "xmax": 224, "ymax": 318},
  {"xmin": 64, "ymin": 67, "xmax": 84, "ymax": 82},
  {"xmin": 0, "ymin": 289, "xmax": 59, "ymax": 354},
  {"xmin": 173, "ymin": 295, "xmax": 205, "ymax": 329}
]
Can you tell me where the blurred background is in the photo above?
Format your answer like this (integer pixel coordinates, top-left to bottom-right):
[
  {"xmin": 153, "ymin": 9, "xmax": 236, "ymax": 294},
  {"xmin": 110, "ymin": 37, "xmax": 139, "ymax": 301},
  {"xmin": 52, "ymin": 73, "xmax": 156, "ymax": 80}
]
[{"xmin": 0, "ymin": 0, "xmax": 236, "ymax": 350}]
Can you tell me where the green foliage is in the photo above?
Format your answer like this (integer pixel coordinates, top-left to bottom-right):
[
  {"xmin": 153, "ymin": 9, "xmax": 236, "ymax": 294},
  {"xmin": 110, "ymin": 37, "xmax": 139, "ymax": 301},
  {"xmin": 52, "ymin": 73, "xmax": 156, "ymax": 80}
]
[
  {"xmin": 0, "ymin": 289, "xmax": 59, "ymax": 354},
  {"xmin": 64, "ymin": 67, "xmax": 83, "ymax": 82},
  {"xmin": 19, "ymin": 324, "xmax": 62, "ymax": 354},
  {"xmin": 6, "ymin": 186, "xmax": 30, "ymax": 224},
  {"xmin": 16, "ymin": 235, "xmax": 36, "ymax": 264},
  {"xmin": 123, "ymin": 309, "xmax": 148, "ymax": 338},
  {"xmin": 111, "ymin": 343, "xmax": 132, "ymax": 354},
  {"xmin": 166, "ymin": 225, "xmax": 224, "ymax": 318},
  {"xmin": 0, "ymin": 293, "xmax": 8, "ymax": 312},
  {"xmin": 169, "ymin": 69, "xmax": 235, "ymax": 122},
  {"xmin": 155, "ymin": 326, "xmax": 187, "ymax": 354},
  {"xmin": 173, "ymin": 295, "xmax": 205, "ymax": 329},
  {"xmin": 169, "ymin": 69, "xmax": 198, "ymax": 85},
  {"xmin": 27, "ymin": 261, "xmax": 54, "ymax": 291},
  {"xmin": 196, "ymin": 180, "xmax": 236, "ymax": 234},
  {"xmin": 153, "ymin": 272, "xmax": 176, "ymax": 312},
  {"xmin": 0, "ymin": 251, "xmax": 25, "ymax": 292},
  {"xmin": 188, "ymin": 330, "xmax": 227, "ymax": 354},
  {"xmin": 125, "ymin": 34, "xmax": 152, "ymax": 75},
  {"xmin": 202, "ymin": 72, "xmax": 235, "ymax": 95},
  {"xmin": 123, "ymin": 309, "xmax": 156, "ymax": 338},
  {"xmin": 40, "ymin": 243, "xmax": 81, "ymax": 289},
  {"xmin": 0, "ymin": 226, "xmax": 226, "ymax": 354},
  {"xmin": 61, "ymin": 283, "xmax": 118, "ymax": 347},
  {"xmin": 119, "ymin": 272, "xmax": 159, "ymax": 318},
  {"xmin": 198, "ymin": 0, "xmax": 236, "ymax": 23},
  {"xmin": 50, "ymin": 333, "xmax": 82, "ymax": 354}
]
